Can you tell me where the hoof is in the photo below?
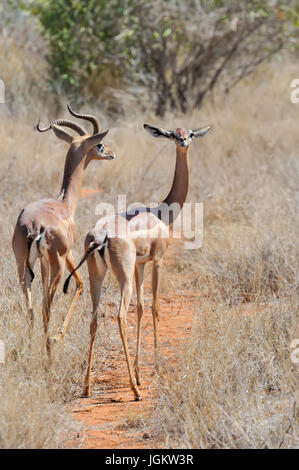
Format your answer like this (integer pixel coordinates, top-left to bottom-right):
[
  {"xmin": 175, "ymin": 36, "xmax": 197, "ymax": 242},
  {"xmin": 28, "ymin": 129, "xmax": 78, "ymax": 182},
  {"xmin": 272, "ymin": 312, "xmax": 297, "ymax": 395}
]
[
  {"xmin": 133, "ymin": 386, "xmax": 142, "ymax": 401},
  {"xmin": 135, "ymin": 372, "xmax": 142, "ymax": 386}
]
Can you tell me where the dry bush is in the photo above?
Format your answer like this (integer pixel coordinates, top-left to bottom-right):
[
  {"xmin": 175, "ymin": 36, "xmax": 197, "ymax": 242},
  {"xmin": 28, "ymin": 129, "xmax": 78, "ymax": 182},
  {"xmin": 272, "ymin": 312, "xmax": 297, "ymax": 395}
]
[{"xmin": 146, "ymin": 297, "xmax": 298, "ymax": 448}]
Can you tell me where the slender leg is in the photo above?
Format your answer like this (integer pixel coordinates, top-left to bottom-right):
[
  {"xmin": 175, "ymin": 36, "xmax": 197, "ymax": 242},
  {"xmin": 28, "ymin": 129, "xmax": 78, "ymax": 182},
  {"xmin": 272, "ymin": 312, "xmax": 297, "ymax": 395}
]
[
  {"xmin": 134, "ymin": 263, "xmax": 145, "ymax": 385},
  {"xmin": 43, "ymin": 254, "xmax": 64, "ymax": 361},
  {"xmin": 22, "ymin": 268, "xmax": 34, "ymax": 342},
  {"xmin": 52, "ymin": 250, "xmax": 84, "ymax": 342},
  {"xmin": 109, "ymin": 238, "xmax": 141, "ymax": 400},
  {"xmin": 40, "ymin": 259, "xmax": 50, "ymax": 360},
  {"xmin": 83, "ymin": 252, "xmax": 107, "ymax": 397},
  {"xmin": 152, "ymin": 259, "xmax": 163, "ymax": 370},
  {"xmin": 13, "ymin": 234, "xmax": 34, "ymax": 341},
  {"xmin": 118, "ymin": 280, "xmax": 141, "ymax": 400}
]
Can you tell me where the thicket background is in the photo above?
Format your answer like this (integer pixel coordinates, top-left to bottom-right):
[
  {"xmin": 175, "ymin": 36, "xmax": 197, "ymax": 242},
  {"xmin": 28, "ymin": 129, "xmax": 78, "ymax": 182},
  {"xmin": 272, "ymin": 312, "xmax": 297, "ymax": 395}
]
[{"xmin": 4, "ymin": 0, "xmax": 299, "ymax": 115}]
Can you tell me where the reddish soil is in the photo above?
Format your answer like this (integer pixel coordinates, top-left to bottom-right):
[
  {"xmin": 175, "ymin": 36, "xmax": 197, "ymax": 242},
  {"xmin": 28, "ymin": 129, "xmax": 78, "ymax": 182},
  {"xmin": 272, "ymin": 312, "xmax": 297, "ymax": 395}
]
[{"xmin": 67, "ymin": 267, "xmax": 196, "ymax": 449}]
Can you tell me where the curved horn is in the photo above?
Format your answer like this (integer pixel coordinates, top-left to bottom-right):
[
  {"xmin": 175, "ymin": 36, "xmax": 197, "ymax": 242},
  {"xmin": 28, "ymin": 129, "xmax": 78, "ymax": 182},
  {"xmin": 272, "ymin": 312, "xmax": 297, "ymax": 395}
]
[
  {"xmin": 37, "ymin": 119, "xmax": 88, "ymax": 136},
  {"xmin": 67, "ymin": 103, "xmax": 100, "ymax": 134}
]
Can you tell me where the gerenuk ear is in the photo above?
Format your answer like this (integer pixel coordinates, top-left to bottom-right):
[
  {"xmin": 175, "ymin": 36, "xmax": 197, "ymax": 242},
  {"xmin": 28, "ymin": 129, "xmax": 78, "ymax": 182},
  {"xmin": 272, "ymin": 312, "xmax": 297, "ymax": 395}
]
[
  {"xmin": 190, "ymin": 125, "xmax": 213, "ymax": 138},
  {"xmin": 143, "ymin": 124, "xmax": 173, "ymax": 139},
  {"xmin": 84, "ymin": 130, "xmax": 109, "ymax": 150},
  {"xmin": 51, "ymin": 124, "xmax": 73, "ymax": 144}
]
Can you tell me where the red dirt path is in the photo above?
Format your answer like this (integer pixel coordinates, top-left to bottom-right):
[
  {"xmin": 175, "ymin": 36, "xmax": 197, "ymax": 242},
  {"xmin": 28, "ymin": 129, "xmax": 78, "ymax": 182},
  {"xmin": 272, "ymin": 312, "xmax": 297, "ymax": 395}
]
[{"xmin": 68, "ymin": 287, "xmax": 196, "ymax": 449}]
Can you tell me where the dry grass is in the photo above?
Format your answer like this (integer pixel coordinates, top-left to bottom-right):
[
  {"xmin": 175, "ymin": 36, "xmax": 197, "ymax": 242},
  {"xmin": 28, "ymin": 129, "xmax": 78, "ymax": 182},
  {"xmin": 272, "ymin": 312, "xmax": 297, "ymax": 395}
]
[
  {"xmin": 145, "ymin": 297, "xmax": 298, "ymax": 448},
  {"xmin": 138, "ymin": 60, "xmax": 299, "ymax": 448},
  {"xmin": 0, "ymin": 7, "xmax": 298, "ymax": 448}
]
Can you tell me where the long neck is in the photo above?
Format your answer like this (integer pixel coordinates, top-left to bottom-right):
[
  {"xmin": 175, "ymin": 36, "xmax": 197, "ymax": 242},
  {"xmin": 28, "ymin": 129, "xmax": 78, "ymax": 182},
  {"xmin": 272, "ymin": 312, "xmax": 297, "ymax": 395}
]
[
  {"xmin": 57, "ymin": 146, "xmax": 87, "ymax": 214},
  {"xmin": 162, "ymin": 145, "xmax": 190, "ymax": 214}
]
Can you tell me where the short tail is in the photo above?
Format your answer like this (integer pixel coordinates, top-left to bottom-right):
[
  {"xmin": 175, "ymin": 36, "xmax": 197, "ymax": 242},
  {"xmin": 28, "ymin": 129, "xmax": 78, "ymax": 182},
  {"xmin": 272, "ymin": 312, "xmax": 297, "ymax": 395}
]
[
  {"xmin": 26, "ymin": 237, "xmax": 35, "ymax": 282},
  {"xmin": 63, "ymin": 236, "xmax": 108, "ymax": 294},
  {"xmin": 27, "ymin": 226, "xmax": 46, "ymax": 282}
]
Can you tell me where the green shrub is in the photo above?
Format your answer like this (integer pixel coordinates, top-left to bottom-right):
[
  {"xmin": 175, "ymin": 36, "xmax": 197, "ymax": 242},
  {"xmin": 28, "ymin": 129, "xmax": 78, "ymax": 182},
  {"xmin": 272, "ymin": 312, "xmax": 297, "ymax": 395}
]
[{"xmin": 19, "ymin": 0, "xmax": 299, "ymax": 114}]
